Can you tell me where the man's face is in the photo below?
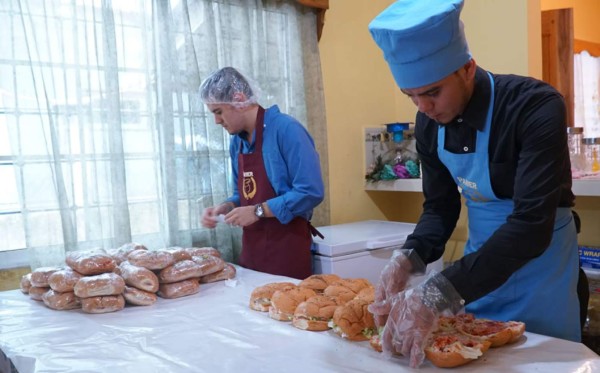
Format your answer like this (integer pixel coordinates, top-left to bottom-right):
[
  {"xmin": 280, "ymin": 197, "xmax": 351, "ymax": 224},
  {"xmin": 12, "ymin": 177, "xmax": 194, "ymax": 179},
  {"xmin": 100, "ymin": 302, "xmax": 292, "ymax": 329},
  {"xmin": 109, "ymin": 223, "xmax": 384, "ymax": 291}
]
[
  {"xmin": 401, "ymin": 67, "xmax": 472, "ymax": 124},
  {"xmin": 206, "ymin": 103, "xmax": 245, "ymax": 134}
]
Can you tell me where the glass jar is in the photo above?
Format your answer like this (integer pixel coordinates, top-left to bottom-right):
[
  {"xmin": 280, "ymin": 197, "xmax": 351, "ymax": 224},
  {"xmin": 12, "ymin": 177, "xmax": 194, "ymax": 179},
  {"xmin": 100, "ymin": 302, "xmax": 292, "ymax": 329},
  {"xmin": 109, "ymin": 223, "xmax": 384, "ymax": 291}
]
[
  {"xmin": 582, "ymin": 137, "xmax": 600, "ymax": 173},
  {"xmin": 567, "ymin": 127, "xmax": 586, "ymax": 174}
]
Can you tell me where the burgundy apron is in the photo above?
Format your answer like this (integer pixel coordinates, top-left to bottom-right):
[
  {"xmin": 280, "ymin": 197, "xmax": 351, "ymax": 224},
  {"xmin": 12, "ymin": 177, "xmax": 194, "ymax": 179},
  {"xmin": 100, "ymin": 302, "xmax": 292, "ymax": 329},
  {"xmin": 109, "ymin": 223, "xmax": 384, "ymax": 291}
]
[{"xmin": 237, "ymin": 107, "xmax": 315, "ymax": 279}]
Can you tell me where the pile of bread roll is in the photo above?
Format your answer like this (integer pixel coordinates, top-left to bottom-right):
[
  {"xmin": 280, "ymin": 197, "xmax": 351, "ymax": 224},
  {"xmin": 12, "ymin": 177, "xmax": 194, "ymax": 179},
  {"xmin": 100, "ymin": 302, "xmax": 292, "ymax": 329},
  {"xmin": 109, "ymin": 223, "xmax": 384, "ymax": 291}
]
[
  {"xmin": 19, "ymin": 243, "xmax": 236, "ymax": 314},
  {"xmin": 249, "ymin": 274, "xmax": 377, "ymax": 341}
]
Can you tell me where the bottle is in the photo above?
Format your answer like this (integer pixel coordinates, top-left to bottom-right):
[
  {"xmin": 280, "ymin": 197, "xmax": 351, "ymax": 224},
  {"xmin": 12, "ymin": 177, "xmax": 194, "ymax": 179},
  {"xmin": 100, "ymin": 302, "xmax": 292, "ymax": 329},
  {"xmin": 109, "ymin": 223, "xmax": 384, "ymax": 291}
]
[
  {"xmin": 582, "ymin": 137, "xmax": 600, "ymax": 174},
  {"xmin": 567, "ymin": 127, "xmax": 586, "ymax": 175}
]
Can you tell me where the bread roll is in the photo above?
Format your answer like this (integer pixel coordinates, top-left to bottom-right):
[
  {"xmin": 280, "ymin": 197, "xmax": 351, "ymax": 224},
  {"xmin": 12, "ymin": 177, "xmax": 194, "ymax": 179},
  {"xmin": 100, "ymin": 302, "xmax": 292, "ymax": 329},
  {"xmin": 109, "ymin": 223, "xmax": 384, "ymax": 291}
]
[
  {"xmin": 298, "ymin": 274, "xmax": 341, "ymax": 294},
  {"xmin": 30, "ymin": 267, "xmax": 62, "ymax": 287},
  {"xmin": 48, "ymin": 268, "xmax": 84, "ymax": 293},
  {"xmin": 157, "ymin": 278, "xmax": 200, "ymax": 299},
  {"xmin": 164, "ymin": 247, "xmax": 193, "ymax": 262},
  {"xmin": 42, "ymin": 290, "xmax": 81, "ymax": 310},
  {"xmin": 20, "ymin": 273, "xmax": 32, "ymax": 294},
  {"xmin": 28, "ymin": 286, "xmax": 49, "ymax": 301},
  {"xmin": 453, "ymin": 313, "xmax": 524, "ymax": 347},
  {"xmin": 74, "ymin": 273, "xmax": 125, "ymax": 298},
  {"xmin": 199, "ymin": 263, "xmax": 236, "ymax": 283},
  {"xmin": 118, "ymin": 261, "xmax": 159, "ymax": 293},
  {"xmin": 331, "ymin": 298, "xmax": 376, "ymax": 341},
  {"xmin": 108, "ymin": 243, "xmax": 147, "ymax": 264},
  {"xmin": 324, "ymin": 278, "xmax": 372, "ymax": 304},
  {"xmin": 190, "ymin": 254, "xmax": 225, "ymax": 276},
  {"xmin": 127, "ymin": 249, "xmax": 175, "ymax": 270},
  {"xmin": 81, "ymin": 295, "xmax": 125, "ymax": 314},
  {"xmin": 184, "ymin": 247, "xmax": 221, "ymax": 258},
  {"xmin": 158, "ymin": 260, "xmax": 204, "ymax": 284},
  {"xmin": 123, "ymin": 285, "xmax": 157, "ymax": 306},
  {"xmin": 269, "ymin": 287, "xmax": 317, "ymax": 321},
  {"xmin": 249, "ymin": 282, "xmax": 298, "ymax": 312},
  {"xmin": 425, "ymin": 332, "xmax": 491, "ymax": 368},
  {"xmin": 353, "ymin": 286, "xmax": 375, "ymax": 303},
  {"xmin": 292, "ymin": 295, "xmax": 341, "ymax": 331},
  {"xmin": 66, "ymin": 249, "xmax": 116, "ymax": 275}
]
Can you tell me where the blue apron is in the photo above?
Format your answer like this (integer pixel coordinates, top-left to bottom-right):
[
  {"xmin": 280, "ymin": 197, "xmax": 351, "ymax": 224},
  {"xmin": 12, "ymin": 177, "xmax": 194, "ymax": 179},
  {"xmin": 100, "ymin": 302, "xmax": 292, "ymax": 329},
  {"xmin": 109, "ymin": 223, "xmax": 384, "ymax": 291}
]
[{"xmin": 437, "ymin": 72, "xmax": 580, "ymax": 342}]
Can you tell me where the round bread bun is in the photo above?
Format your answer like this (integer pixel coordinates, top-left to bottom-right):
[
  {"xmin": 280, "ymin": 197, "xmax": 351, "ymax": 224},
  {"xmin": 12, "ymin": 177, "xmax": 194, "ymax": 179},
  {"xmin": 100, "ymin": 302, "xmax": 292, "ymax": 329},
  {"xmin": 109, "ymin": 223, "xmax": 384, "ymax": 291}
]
[
  {"xmin": 425, "ymin": 332, "xmax": 492, "ymax": 368},
  {"xmin": 298, "ymin": 274, "xmax": 341, "ymax": 293},
  {"xmin": 353, "ymin": 286, "xmax": 375, "ymax": 303},
  {"xmin": 331, "ymin": 298, "xmax": 376, "ymax": 341},
  {"xmin": 292, "ymin": 295, "xmax": 341, "ymax": 331},
  {"xmin": 506, "ymin": 321, "xmax": 526, "ymax": 344},
  {"xmin": 269, "ymin": 287, "xmax": 316, "ymax": 321},
  {"xmin": 249, "ymin": 282, "xmax": 297, "ymax": 312},
  {"xmin": 456, "ymin": 316, "xmax": 514, "ymax": 347},
  {"xmin": 324, "ymin": 278, "xmax": 373, "ymax": 304},
  {"xmin": 200, "ymin": 263, "xmax": 236, "ymax": 283}
]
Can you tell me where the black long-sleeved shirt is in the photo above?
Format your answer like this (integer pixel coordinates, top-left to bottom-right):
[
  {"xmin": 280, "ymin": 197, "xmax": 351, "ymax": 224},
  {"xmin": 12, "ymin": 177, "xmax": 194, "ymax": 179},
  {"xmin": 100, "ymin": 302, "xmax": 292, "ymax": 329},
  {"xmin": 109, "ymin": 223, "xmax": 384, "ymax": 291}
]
[{"xmin": 405, "ymin": 66, "xmax": 574, "ymax": 304}]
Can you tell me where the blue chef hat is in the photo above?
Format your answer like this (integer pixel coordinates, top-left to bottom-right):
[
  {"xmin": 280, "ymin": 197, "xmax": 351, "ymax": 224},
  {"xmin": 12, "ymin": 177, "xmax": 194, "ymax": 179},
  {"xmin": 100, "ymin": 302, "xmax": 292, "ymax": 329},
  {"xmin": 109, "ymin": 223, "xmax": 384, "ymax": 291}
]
[{"xmin": 369, "ymin": 0, "xmax": 471, "ymax": 89}]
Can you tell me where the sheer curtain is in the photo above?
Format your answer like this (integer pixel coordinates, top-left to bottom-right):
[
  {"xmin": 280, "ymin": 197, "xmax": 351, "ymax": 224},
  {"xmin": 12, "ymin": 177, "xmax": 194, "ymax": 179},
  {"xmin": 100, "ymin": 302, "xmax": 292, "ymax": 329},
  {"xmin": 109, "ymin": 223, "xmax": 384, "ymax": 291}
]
[
  {"xmin": 0, "ymin": 0, "xmax": 329, "ymax": 269},
  {"xmin": 574, "ymin": 50, "xmax": 600, "ymax": 138}
]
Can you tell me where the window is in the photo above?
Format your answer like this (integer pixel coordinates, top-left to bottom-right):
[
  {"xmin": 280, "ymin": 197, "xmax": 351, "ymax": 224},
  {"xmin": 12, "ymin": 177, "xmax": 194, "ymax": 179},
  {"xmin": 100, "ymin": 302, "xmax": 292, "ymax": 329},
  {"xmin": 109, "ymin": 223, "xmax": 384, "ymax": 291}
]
[{"xmin": 0, "ymin": 0, "xmax": 324, "ymax": 268}]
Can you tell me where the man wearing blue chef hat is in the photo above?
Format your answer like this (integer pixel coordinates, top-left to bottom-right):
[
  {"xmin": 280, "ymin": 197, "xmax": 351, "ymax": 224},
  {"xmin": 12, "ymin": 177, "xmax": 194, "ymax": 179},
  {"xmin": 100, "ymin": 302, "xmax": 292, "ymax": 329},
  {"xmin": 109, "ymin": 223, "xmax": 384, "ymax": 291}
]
[{"xmin": 368, "ymin": 0, "xmax": 584, "ymax": 367}]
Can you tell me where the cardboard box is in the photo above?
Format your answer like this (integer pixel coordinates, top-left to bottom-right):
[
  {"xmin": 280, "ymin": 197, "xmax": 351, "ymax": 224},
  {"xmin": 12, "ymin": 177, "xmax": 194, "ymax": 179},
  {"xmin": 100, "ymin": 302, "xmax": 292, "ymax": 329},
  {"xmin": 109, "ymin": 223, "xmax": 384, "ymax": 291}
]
[{"xmin": 580, "ymin": 246, "xmax": 600, "ymax": 269}]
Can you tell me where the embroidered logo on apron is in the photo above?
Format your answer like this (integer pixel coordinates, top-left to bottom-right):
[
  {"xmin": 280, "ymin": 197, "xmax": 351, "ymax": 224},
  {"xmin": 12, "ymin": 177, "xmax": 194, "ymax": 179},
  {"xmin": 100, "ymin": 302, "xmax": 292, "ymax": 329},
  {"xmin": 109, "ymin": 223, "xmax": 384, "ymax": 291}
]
[
  {"xmin": 242, "ymin": 171, "xmax": 257, "ymax": 200},
  {"xmin": 456, "ymin": 176, "xmax": 489, "ymax": 202}
]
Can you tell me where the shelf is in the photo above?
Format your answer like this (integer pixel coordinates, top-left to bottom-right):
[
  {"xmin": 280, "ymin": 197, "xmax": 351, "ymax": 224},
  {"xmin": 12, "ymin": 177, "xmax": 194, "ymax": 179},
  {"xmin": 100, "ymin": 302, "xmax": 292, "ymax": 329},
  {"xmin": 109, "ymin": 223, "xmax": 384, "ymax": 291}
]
[
  {"xmin": 572, "ymin": 179, "xmax": 600, "ymax": 197},
  {"xmin": 364, "ymin": 179, "xmax": 423, "ymax": 192},
  {"xmin": 365, "ymin": 178, "xmax": 600, "ymax": 197}
]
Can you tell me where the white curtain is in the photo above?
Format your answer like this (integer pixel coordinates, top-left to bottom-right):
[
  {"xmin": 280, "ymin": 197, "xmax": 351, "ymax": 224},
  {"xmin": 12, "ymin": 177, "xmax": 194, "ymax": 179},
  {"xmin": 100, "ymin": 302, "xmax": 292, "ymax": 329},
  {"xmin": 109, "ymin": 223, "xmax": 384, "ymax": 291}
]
[
  {"xmin": 574, "ymin": 50, "xmax": 600, "ymax": 138},
  {"xmin": 0, "ymin": 0, "xmax": 330, "ymax": 268}
]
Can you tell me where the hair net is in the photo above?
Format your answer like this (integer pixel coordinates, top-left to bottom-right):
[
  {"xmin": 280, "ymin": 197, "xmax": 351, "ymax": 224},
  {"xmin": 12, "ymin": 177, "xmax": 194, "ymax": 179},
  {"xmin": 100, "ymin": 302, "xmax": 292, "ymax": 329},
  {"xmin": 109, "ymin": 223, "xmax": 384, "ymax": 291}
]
[{"xmin": 199, "ymin": 67, "xmax": 261, "ymax": 108}]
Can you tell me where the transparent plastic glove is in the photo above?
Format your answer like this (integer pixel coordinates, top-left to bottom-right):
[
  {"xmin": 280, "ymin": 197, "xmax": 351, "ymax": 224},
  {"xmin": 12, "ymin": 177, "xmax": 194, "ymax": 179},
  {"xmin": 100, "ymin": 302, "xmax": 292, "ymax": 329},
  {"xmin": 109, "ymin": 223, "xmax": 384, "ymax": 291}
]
[
  {"xmin": 369, "ymin": 249, "xmax": 426, "ymax": 327},
  {"xmin": 380, "ymin": 271, "xmax": 464, "ymax": 368}
]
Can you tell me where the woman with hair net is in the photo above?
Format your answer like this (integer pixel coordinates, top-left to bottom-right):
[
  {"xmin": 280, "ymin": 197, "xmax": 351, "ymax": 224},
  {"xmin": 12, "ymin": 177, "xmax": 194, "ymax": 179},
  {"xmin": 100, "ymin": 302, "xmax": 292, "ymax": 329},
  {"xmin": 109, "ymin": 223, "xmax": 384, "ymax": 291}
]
[{"xmin": 199, "ymin": 67, "xmax": 324, "ymax": 279}]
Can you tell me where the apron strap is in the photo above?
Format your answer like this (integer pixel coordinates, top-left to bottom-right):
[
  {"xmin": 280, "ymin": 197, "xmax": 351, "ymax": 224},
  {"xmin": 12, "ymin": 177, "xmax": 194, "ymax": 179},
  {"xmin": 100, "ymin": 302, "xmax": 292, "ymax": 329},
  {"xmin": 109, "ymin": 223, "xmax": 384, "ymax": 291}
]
[{"xmin": 309, "ymin": 222, "xmax": 324, "ymax": 239}]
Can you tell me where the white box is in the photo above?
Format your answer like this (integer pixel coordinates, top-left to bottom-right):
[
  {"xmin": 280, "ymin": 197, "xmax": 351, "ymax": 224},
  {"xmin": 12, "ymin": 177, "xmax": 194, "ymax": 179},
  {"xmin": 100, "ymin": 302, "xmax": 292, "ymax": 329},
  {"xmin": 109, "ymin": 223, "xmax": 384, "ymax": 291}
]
[{"xmin": 312, "ymin": 220, "xmax": 442, "ymax": 286}]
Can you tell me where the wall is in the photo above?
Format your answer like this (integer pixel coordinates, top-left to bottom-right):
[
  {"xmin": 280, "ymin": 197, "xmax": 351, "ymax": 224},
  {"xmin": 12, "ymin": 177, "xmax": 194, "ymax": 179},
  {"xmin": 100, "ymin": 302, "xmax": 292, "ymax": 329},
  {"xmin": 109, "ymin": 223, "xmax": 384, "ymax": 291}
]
[
  {"xmin": 541, "ymin": 0, "xmax": 600, "ymax": 43},
  {"xmin": 321, "ymin": 0, "xmax": 538, "ymax": 225}
]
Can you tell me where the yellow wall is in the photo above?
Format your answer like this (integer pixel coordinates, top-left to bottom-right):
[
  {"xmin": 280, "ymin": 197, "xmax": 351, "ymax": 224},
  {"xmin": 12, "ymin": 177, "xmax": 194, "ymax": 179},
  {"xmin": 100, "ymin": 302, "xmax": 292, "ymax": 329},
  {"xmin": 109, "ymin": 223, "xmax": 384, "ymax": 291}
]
[
  {"xmin": 541, "ymin": 0, "xmax": 600, "ymax": 43},
  {"xmin": 320, "ymin": 0, "xmax": 541, "ymax": 227}
]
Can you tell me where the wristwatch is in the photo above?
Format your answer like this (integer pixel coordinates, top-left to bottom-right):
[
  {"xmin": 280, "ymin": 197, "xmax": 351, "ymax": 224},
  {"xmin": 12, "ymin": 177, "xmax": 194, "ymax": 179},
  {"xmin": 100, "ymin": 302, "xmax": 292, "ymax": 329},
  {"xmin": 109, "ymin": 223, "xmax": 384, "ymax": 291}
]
[{"xmin": 254, "ymin": 203, "xmax": 265, "ymax": 218}]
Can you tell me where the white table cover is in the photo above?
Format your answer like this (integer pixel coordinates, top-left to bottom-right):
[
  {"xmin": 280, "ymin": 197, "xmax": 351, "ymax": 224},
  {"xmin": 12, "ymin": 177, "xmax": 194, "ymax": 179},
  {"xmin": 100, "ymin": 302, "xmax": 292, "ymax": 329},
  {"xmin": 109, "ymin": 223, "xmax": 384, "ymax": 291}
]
[{"xmin": 0, "ymin": 266, "xmax": 599, "ymax": 373}]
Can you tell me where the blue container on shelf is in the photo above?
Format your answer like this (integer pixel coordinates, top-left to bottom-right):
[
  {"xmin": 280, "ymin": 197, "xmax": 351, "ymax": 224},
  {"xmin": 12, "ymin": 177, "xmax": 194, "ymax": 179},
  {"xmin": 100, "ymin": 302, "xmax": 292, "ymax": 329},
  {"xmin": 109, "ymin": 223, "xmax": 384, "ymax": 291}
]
[{"xmin": 385, "ymin": 122, "xmax": 412, "ymax": 143}]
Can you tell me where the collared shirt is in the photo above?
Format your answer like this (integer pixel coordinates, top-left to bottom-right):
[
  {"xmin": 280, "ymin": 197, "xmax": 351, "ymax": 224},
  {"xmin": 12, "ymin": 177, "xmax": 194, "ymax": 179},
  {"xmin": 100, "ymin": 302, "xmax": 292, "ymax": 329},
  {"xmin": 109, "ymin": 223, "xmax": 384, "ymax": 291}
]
[
  {"xmin": 226, "ymin": 105, "xmax": 324, "ymax": 224},
  {"xmin": 406, "ymin": 67, "xmax": 574, "ymax": 303}
]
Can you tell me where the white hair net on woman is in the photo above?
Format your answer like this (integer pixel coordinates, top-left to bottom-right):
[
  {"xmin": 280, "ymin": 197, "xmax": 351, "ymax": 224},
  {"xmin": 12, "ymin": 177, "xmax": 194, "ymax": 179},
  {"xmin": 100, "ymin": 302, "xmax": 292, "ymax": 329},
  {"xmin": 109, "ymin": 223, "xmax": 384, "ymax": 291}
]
[{"xmin": 199, "ymin": 67, "xmax": 261, "ymax": 108}]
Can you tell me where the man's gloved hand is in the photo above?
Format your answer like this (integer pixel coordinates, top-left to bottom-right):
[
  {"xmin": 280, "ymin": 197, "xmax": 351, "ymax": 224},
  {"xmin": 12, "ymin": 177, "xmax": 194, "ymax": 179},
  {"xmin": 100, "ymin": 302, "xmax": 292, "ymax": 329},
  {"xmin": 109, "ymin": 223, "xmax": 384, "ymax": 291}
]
[
  {"xmin": 369, "ymin": 249, "xmax": 426, "ymax": 327},
  {"xmin": 379, "ymin": 272, "xmax": 464, "ymax": 368}
]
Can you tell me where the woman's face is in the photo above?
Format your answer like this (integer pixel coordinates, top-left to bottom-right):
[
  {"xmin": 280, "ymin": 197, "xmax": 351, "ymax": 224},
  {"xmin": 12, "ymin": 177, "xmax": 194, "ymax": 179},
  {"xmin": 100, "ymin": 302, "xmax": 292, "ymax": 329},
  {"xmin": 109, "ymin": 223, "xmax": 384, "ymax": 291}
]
[{"xmin": 401, "ymin": 61, "xmax": 475, "ymax": 124}]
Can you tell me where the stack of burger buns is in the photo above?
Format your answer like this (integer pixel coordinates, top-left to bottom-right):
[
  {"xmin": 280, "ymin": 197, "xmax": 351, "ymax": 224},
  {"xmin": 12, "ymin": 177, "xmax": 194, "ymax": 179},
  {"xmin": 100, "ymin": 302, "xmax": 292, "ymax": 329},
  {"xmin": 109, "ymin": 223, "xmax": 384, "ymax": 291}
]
[
  {"xmin": 249, "ymin": 274, "xmax": 378, "ymax": 342},
  {"xmin": 19, "ymin": 243, "xmax": 236, "ymax": 314}
]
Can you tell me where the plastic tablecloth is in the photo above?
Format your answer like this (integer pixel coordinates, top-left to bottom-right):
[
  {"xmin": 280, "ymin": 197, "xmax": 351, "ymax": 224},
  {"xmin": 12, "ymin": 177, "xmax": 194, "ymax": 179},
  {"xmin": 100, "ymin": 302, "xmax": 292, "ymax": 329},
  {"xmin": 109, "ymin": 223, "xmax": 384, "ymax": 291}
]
[{"xmin": 1, "ymin": 266, "xmax": 599, "ymax": 373}]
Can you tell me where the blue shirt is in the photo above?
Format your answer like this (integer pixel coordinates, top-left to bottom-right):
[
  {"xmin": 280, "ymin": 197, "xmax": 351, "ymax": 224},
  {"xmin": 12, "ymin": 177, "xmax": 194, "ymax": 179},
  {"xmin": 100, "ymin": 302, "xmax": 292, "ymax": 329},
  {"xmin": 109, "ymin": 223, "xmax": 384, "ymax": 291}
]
[{"xmin": 225, "ymin": 105, "xmax": 324, "ymax": 224}]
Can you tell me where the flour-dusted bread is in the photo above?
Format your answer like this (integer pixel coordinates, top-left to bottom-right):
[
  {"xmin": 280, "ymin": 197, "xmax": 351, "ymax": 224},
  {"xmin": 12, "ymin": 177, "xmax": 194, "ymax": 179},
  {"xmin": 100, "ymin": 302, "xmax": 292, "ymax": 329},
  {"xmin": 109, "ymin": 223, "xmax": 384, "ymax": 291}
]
[
  {"xmin": 81, "ymin": 295, "xmax": 125, "ymax": 314},
  {"xmin": 74, "ymin": 273, "xmax": 125, "ymax": 298}
]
